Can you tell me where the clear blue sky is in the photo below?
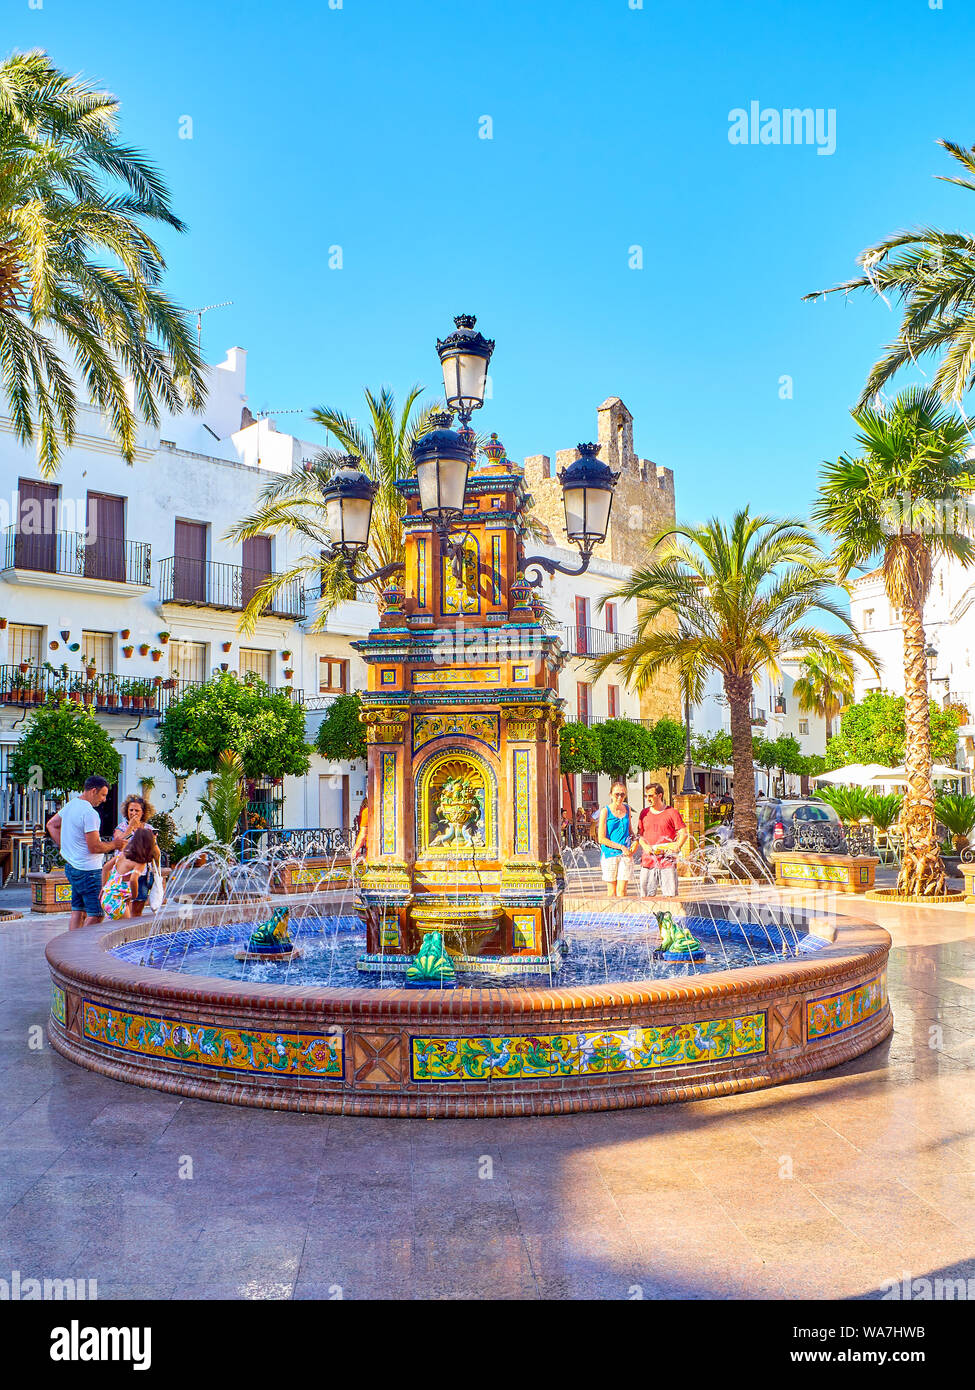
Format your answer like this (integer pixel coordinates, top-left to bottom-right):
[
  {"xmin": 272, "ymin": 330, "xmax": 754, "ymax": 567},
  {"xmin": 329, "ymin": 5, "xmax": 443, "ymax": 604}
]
[{"xmin": 5, "ymin": 0, "xmax": 975, "ymax": 528}]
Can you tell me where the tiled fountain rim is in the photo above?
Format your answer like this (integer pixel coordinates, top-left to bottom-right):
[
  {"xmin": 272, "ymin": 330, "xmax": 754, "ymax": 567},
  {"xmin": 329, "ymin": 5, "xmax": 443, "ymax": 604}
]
[{"xmin": 46, "ymin": 897, "xmax": 891, "ymax": 1021}]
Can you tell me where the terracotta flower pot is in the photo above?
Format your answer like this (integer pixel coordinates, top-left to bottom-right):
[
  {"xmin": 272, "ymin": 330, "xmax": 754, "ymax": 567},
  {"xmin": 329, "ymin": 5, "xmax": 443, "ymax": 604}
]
[
  {"xmin": 138, "ymin": 644, "xmax": 150, "ymax": 656},
  {"xmin": 222, "ymin": 642, "xmax": 232, "ymax": 653},
  {"xmin": 122, "ymin": 646, "xmax": 133, "ymax": 658},
  {"xmin": 120, "ymin": 629, "xmax": 130, "ymax": 640}
]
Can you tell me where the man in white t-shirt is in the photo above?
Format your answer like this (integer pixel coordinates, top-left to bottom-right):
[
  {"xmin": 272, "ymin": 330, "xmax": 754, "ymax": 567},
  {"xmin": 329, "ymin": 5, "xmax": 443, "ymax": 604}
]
[{"xmin": 46, "ymin": 777, "xmax": 125, "ymax": 929}]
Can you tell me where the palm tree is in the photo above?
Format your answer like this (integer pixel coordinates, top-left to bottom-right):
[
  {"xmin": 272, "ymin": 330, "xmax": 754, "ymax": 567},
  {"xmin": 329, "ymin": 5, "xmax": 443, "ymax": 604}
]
[
  {"xmin": 792, "ymin": 649, "xmax": 855, "ymax": 744},
  {"xmin": 0, "ymin": 50, "xmax": 205, "ymax": 475},
  {"xmin": 591, "ymin": 509, "xmax": 875, "ymax": 849},
  {"xmin": 227, "ymin": 386, "xmax": 436, "ymax": 630},
  {"xmin": 805, "ymin": 139, "xmax": 975, "ymax": 406},
  {"xmin": 814, "ymin": 387, "xmax": 975, "ymax": 896}
]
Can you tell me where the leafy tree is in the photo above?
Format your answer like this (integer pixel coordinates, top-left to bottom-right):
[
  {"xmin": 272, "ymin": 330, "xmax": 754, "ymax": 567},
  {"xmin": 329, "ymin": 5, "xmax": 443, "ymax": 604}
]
[
  {"xmin": 771, "ymin": 734, "xmax": 805, "ymax": 788},
  {"xmin": 752, "ymin": 735, "xmax": 777, "ymax": 794},
  {"xmin": 825, "ymin": 691, "xmax": 959, "ymax": 771},
  {"xmin": 199, "ymin": 750, "xmax": 247, "ymax": 847},
  {"xmin": 597, "ymin": 719, "xmax": 657, "ymax": 781},
  {"xmin": 815, "ymin": 388, "xmax": 973, "ymax": 896},
  {"xmin": 158, "ymin": 672, "xmax": 311, "ymax": 780},
  {"xmin": 0, "ymin": 50, "xmax": 204, "ymax": 476},
  {"xmin": 315, "ymin": 692, "xmax": 366, "ymax": 763},
  {"xmin": 803, "ymin": 753, "xmax": 826, "ymax": 780},
  {"xmin": 591, "ymin": 509, "xmax": 875, "ymax": 848},
  {"xmin": 805, "ymin": 139, "xmax": 975, "ymax": 406},
  {"xmin": 692, "ymin": 729, "xmax": 733, "ymax": 774},
  {"xmin": 792, "ymin": 649, "xmax": 855, "ymax": 743},
  {"xmin": 559, "ymin": 721, "xmax": 601, "ymax": 776},
  {"xmin": 650, "ymin": 717, "xmax": 685, "ymax": 780},
  {"xmin": 10, "ymin": 697, "xmax": 120, "ymax": 794}
]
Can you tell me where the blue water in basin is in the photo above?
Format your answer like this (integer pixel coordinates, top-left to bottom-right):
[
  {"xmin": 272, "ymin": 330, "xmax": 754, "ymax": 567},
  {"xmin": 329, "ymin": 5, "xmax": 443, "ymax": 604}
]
[{"xmin": 109, "ymin": 912, "xmax": 827, "ymax": 989}]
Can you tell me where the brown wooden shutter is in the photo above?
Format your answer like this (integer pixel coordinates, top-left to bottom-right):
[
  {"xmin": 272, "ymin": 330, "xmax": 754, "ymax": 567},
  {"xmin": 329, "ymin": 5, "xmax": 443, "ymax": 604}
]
[
  {"xmin": 174, "ymin": 521, "xmax": 207, "ymax": 602},
  {"xmin": 16, "ymin": 479, "xmax": 59, "ymax": 572},
  {"xmin": 241, "ymin": 534, "xmax": 272, "ymax": 610},
  {"xmin": 86, "ymin": 492, "xmax": 124, "ymax": 581}
]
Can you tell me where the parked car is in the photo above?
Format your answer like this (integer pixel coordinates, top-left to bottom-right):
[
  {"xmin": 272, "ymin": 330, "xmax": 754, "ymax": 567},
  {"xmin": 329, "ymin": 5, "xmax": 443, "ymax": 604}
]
[{"xmin": 754, "ymin": 798, "xmax": 843, "ymax": 856}]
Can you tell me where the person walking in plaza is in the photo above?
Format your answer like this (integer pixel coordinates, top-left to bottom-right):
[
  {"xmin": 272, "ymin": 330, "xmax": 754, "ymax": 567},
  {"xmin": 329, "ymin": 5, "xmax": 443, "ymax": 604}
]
[
  {"xmin": 597, "ymin": 780, "xmax": 638, "ymax": 899},
  {"xmin": 637, "ymin": 783, "xmax": 689, "ymax": 907},
  {"xmin": 105, "ymin": 793, "xmax": 161, "ymax": 908},
  {"xmin": 99, "ymin": 828, "xmax": 158, "ymax": 921},
  {"xmin": 46, "ymin": 777, "xmax": 126, "ymax": 929}
]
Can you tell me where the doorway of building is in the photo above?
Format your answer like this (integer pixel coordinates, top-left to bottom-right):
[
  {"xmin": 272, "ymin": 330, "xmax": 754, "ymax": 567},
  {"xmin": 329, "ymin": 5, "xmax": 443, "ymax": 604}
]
[{"xmin": 319, "ymin": 773, "xmax": 349, "ymax": 829}]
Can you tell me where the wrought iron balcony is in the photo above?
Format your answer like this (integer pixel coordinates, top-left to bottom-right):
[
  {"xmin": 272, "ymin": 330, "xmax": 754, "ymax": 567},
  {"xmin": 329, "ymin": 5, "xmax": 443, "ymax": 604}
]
[
  {"xmin": 0, "ymin": 668, "xmax": 304, "ymax": 715},
  {"xmin": 1, "ymin": 527, "xmax": 151, "ymax": 585},
  {"xmin": 560, "ymin": 624, "xmax": 634, "ymax": 657},
  {"xmin": 158, "ymin": 558, "xmax": 305, "ymax": 619}
]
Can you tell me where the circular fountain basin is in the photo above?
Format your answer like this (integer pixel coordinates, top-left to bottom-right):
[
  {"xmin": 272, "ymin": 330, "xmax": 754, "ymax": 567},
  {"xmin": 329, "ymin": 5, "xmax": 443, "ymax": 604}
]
[{"xmin": 46, "ymin": 893, "xmax": 892, "ymax": 1117}]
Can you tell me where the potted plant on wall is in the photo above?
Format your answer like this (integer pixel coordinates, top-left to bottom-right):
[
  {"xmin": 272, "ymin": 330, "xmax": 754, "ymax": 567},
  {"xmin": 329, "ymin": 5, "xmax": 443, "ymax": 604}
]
[
  {"xmin": 120, "ymin": 629, "xmax": 130, "ymax": 641},
  {"xmin": 122, "ymin": 643, "xmax": 134, "ymax": 658},
  {"xmin": 221, "ymin": 641, "xmax": 232, "ymax": 653},
  {"xmin": 138, "ymin": 642, "xmax": 150, "ymax": 657},
  {"xmin": 150, "ymin": 648, "xmax": 163, "ymax": 663},
  {"xmin": 158, "ymin": 631, "xmax": 170, "ymax": 644}
]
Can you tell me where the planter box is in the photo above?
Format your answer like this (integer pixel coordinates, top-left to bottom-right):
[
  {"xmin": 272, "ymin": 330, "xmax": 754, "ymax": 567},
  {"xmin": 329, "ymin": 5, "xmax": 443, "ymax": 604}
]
[
  {"xmin": 29, "ymin": 866, "xmax": 173, "ymax": 913},
  {"xmin": 961, "ymin": 862, "xmax": 975, "ymax": 903},
  {"xmin": 28, "ymin": 871, "xmax": 73, "ymax": 912},
  {"xmin": 271, "ymin": 857, "xmax": 351, "ymax": 895},
  {"xmin": 773, "ymin": 851, "xmax": 879, "ymax": 894}
]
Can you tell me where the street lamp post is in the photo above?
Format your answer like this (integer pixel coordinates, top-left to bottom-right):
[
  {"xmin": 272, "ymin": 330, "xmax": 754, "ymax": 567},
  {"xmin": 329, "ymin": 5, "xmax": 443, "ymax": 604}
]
[
  {"xmin": 681, "ymin": 685, "xmax": 695, "ymax": 794},
  {"xmin": 320, "ymin": 316, "xmax": 621, "ymax": 591}
]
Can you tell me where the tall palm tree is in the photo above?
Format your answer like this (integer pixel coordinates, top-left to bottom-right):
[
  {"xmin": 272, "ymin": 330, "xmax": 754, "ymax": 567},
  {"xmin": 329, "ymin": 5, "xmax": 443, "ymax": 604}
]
[
  {"xmin": 792, "ymin": 649, "xmax": 855, "ymax": 744},
  {"xmin": 0, "ymin": 49, "xmax": 205, "ymax": 475},
  {"xmin": 227, "ymin": 385, "xmax": 436, "ymax": 630},
  {"xmin": 814, "ymin": 387, "xmax": 975, "ymax": 897},
  {"xmin": 591, "ymin": 510, "xmax": 875, "ymax": 849},
  {"xmin": 805, "ymin": 139, "xmax": 975, "ymax": 406}
]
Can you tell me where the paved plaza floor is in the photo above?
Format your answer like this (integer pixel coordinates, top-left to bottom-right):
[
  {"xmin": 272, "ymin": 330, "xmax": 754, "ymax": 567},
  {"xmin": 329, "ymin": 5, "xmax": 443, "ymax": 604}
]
[{"xmin": 1, "ymin": 892, "xmax": 974, "ymax": 1301}]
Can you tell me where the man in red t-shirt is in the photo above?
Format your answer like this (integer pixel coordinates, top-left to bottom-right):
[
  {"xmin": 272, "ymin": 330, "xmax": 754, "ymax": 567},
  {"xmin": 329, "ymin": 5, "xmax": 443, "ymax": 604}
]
[{"xmin": 637, "ymin": 783, "xmax": 688, "ymax": 903}]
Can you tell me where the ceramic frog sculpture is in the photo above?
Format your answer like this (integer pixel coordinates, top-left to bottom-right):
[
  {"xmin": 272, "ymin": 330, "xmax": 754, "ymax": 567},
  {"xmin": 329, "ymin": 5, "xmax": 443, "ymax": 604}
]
[
  {"xmin": 246, "ymin": 907, "xmax": 294, "ymax": 955},
  {"xmin": 406, "ymin": 930, "xmax": 457, "ymax": 985},
  {"xmin": 657, "ymin": 911, "xmax": 705, "ymax": 959}
]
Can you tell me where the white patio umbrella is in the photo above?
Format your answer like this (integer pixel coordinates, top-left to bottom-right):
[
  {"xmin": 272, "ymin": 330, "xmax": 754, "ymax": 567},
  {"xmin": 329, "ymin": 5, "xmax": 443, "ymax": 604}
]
[
  {"xmin": 869, "ymin": 764, "xmax": 963, "ymax": 785},
  {"xmin": 814, "ymin": 763, "xmax": 894, "ymax": 786}
]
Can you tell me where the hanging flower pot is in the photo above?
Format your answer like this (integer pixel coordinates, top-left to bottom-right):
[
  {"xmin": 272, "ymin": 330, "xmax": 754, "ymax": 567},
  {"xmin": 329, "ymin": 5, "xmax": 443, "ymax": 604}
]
[
  {"xmin": 138, "ymin": 643, "xmax": 150, "ymax": 656},
  {"xmin": 158, "ymin": 631, "xmax": 170, "ymax": 643},
  {"xmin": 18, "ymin": 661, "xmax": 29, "ymax": 674},
  {"xmin": 120, "ymin": 629, "xmax": 130, "ymax": 641},
  {"xmin": 281, "ymin": 649, "xmax": 292, "ymax": 660},
  {"xmin": 162, "ymin": 677, "xmax": 176, "ymax": 690},
  {"xmin": 153, "ymin": 674, "xmax": 162, "ymax": 687},
  {"xmin": 283, "ymin": 668, "xmax": 294, "ymax": 680},
  {"xmin": 220, "ymin": 662, "xmax": 229, "ymax": 672},
  {"xmin": 222, "ymin": 641, "xmax": 232, "ymax": 653},
  {"xmin": 150, "ymin": 649, "xmax": 163, "ymax": 662},
  {"xmin": 0, "ymin": 617, "xmax": 7, "ymax": 629},
  {"xmin": 122, "ymin": 645, "xmax": 134, "ymax": 658},
  {"xmin": 85, "ymin": 665, "xmax": 96, "ymax": 680}
]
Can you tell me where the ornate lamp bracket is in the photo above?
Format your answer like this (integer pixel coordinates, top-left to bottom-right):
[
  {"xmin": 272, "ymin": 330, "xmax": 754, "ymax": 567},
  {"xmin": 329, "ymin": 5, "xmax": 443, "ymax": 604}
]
[{"xmin": 517, "ymin": 548, "xmax": 594, "ymax": 586}]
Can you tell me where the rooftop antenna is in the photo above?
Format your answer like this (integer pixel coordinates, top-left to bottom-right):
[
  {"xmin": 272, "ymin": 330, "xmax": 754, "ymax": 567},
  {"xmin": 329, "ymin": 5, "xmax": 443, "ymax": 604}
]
[
  {"xmin": 191, "ymin": 300, "xmax": 233, "ymax": 352},
  {"xmin": 256, "ymin": 407, "xmax": 305, "ymax": 420}
]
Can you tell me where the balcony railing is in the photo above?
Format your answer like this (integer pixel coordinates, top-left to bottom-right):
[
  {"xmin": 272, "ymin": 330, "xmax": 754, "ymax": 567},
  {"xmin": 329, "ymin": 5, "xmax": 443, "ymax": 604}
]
[
  {"xmin": 1, "ymin": 527, "xmax": 151, "ymax": 585},
  {"xmin": 158, "ymin": 557, "xmax": 305, "ymax": 619},
  {"xmin": 574, "ymin": 712, "xmax": 659, "ymax": 730},
  {"xmin": 0, "ymin": 668, "xmax": 304, "ymax": 715},
  {"xmin": 560, "ymin": 624, "xmax": 634, "ymax": 658}
]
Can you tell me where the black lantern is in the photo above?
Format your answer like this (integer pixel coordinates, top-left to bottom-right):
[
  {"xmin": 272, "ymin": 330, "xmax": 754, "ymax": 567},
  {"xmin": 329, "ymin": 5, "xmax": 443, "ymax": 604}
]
[
  {"xmin": 925, "ymin": 643, "xmax": 938, "ymax": 680},
  {"xmin": 320, "ymin": 456, "xmax": 376, "ymax": 557},
  {"xmin": 436, "ymin": 315, "xmax": 494, "ymax": 424},
  {"xmin": 411, "ymin": 410, "xmax": 473, "ymax": 528},
  {"xmin": 558, "ymin": 443, "xmax": 618, "ymax": 550}
]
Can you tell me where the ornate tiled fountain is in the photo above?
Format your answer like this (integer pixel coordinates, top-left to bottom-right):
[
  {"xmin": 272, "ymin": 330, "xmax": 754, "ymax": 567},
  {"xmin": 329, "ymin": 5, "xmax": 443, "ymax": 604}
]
[{"xmin": 45, "ymin": 316, "xmax": 893, "ymax": 1115}]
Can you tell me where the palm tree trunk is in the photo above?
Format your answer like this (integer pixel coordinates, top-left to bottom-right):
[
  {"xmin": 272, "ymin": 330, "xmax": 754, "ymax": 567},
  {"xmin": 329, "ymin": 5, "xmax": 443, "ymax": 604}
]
[
  {"xmin": 726, "ymin": 674, "xmax": 758, "ymax": 848},
  {"xmin": 897, "ymin": 600, "xmax": 946, "ymax": 896}
]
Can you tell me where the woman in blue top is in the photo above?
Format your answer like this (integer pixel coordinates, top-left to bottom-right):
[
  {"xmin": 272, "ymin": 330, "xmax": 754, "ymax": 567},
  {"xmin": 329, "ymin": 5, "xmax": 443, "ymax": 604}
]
[{"xmin": 596, "ymin": 780, "xmax": 637, "ymax": 899}]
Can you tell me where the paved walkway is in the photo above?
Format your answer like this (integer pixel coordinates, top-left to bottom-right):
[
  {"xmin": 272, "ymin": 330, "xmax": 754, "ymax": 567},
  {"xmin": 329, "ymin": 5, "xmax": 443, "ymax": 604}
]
[{"xmin": 1, "ymin": 895, "xmax": 974, "ymax": 1300}]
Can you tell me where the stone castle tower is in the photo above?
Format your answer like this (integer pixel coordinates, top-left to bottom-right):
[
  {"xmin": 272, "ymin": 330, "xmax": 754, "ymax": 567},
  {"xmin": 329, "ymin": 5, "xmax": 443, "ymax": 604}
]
[{"xmin": 522, "ymin": 397, "xmax": 680, "ymax": 723}]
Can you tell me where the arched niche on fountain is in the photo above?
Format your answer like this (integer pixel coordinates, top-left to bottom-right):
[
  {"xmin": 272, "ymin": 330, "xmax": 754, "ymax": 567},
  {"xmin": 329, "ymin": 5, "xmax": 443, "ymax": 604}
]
[{"xmin": 414, "ymin": 748, "xmax": 498, "ymax": 859}]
